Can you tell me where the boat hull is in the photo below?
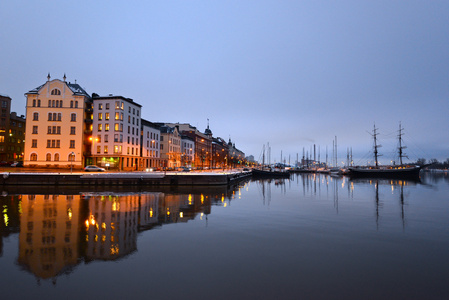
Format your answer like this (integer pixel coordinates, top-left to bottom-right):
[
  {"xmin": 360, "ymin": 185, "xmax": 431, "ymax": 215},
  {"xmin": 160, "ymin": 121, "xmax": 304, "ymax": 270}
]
[
  {"xmin": 348, "ymin": 166, "xmax": 422, "ymax": 180},
  {"xmin": 252, "ymin": 169, "xmax": 291, "ymax": 178}
]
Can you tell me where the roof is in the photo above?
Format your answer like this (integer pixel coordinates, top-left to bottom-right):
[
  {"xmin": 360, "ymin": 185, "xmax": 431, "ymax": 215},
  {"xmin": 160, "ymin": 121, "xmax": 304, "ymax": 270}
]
[
  {"xmin": 25, "ymin": 80, "xmax": 90, "ymax": 98},
  {"xmin": 141, "ymin": 119, "xmax": 161, "ymax": 130},
  {"xmin": 92, "ymin": 94, "xmax": 142, "ymax": 107}
]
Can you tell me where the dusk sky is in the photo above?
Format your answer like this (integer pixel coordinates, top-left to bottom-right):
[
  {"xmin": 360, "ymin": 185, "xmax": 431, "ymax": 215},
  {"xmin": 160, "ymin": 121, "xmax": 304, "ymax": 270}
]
[{"xmin": 1, "ymin": 1, "xmax": 448, "ymax": 165}]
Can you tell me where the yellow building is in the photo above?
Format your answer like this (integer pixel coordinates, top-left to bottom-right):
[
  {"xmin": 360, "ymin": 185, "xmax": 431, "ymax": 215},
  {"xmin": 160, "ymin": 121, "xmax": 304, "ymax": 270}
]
[{"xmin": 23, "ymin": 74, "xmax": 92, "ymax": 169}]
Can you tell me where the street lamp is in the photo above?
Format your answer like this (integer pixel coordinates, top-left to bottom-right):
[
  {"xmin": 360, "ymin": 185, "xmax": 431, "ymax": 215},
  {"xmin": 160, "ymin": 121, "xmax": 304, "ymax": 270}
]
[{"xmin": 70, "ymin": 152, "xmax": 75, "ymax": 173}]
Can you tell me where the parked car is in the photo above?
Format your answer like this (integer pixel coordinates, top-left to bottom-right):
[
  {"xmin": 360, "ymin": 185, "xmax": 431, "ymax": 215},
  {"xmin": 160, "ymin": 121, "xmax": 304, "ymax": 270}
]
[
  {"xmin": 181, "ymin": 167, "xmax": 191, "ymax": 172},
  {"xmin": 0, "ymin": 161, "xmax": 10, "ymax": 167},
  {"xmin": 84, "ymin": 165, "xmax": 106, "ymax": 172},
  {"xmin": 11, "ymin": 161, "xmax": 23, "ymax": 167}
]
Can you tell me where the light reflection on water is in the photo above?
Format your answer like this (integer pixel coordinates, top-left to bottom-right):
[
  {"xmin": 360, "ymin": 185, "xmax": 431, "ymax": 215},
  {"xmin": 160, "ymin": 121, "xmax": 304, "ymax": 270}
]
[{"xmin": 1, "ymin": 172, "xmax": 449, "ymax": 299}]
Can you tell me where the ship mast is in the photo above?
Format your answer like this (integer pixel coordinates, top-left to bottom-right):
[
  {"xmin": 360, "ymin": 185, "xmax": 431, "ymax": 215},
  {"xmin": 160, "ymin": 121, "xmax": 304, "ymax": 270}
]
[
  {"xmin": 372, "ymin": 124, "xmax": 382, "ymax": 168},
  {"xmin": 398, "ymin": 122, "xmax": 408, "ymax": 165}
]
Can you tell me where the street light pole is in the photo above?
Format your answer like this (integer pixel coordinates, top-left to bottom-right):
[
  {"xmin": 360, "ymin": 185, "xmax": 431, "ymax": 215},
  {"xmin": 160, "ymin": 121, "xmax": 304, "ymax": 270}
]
[{"xmin": 70, "ymin": 152, "xmax": 74, "ymax": 173}]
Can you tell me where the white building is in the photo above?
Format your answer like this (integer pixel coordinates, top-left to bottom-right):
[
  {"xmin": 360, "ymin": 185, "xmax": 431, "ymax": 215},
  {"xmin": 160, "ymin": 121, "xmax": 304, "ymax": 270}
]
[
  {"xmin": 141, "ymin": 119, "xmax": 163, "ymax": 169},
  {"xmin": 181, "ymin": 135, "xmax": 194, "ymax": 167},
  {"xmin": 91, "ymin": 95, "xmax": 142, "ymax": 171}
]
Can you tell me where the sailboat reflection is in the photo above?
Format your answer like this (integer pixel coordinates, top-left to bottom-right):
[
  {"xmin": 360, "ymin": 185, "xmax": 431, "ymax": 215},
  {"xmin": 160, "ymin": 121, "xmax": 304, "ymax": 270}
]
[
  {"xmin": 2, "ymin": 182, "xmax": 247, "ymax": 282},
  {"xmin": 350, "ymin": 178, "xmax": 419, "ymax": 230}
]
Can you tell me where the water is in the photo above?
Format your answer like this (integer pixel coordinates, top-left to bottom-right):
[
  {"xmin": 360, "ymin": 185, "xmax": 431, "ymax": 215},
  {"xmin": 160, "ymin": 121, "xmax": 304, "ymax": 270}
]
[{"xmin": 1, "ymin": 172, "xmax": 448, "ymax": 299}]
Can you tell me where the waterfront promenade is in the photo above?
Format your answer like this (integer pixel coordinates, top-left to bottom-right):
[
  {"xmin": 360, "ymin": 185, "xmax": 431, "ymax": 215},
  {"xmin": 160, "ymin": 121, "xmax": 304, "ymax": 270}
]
[{"xmin": 0, "ymin": 168, "xmax": 252, "ymax": 186}]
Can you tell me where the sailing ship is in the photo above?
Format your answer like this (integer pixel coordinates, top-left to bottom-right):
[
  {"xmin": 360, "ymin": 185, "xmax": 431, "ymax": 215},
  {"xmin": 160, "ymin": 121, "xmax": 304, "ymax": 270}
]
[{"xmin": 349, "ymin": 124, "xmax": 426, "ymax": 180}]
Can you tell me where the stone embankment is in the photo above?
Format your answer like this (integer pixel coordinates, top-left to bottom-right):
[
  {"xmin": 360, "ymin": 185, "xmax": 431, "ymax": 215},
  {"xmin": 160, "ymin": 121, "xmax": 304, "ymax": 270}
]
[{"xmin": 1, "ymin": 170, "xmax": 252, "ymax": 186}]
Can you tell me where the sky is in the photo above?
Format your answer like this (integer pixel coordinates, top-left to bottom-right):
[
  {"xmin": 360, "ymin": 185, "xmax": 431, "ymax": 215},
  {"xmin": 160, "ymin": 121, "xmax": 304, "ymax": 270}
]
[{"xmin": 1, "ymin": 0, "xmax": 448, "ymax": 165}]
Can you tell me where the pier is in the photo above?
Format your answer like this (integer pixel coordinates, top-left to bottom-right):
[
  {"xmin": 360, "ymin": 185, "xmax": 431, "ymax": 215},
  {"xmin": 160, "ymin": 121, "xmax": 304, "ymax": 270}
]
[{"xmin": 1, "ymin": 170, "xmax": 252, "ymax": 186}]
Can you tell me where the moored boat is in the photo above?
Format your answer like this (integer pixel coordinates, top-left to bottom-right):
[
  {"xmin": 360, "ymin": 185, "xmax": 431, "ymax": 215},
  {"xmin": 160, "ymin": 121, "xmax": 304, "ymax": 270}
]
[
  {"xmin": 349, "ymin": 123, "xmax": 427, "ymax": 180},
  {"xmin": 252, "ymin": 168, "xmax": 291, "ymax": 178}
]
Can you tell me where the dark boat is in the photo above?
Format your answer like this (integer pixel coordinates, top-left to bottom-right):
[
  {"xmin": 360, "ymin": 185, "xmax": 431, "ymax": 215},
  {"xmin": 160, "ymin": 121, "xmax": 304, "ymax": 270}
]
[
  {"xmin": 349, "ymin": 123, "xmax": 427, "ymax": 180},
  {"xmin": 348, "ymin": 165, "xmax": 423, "ymax": 180},
  {"xmin": 252, "ymin": 168, "xmax": 291, "ymax": 178}
]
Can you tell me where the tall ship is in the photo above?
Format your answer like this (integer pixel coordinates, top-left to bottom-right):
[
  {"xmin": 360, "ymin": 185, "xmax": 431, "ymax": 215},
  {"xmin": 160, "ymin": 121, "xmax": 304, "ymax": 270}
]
[{"xmin": 349, "ymin": 124, "xmax": 426, "ymax": 180}]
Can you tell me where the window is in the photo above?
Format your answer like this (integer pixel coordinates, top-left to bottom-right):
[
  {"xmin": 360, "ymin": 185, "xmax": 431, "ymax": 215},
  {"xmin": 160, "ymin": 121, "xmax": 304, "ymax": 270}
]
[
  {"xmin": 98, "ymin": 124, "xmax": 102, "ymax": 131},
  {"xmin": 106, "ymin": 103, "xmax": 110, "ymax": 110},
  {"xmin": 68, "ymin": 153, "xmax": 75, "ymax": 162},
  {"xmin": 98, "ymin": 113, "xmax": 102, "ymax": 120},
  {"xmin": 75, "ymin": 101, "xmax": 78, "ymax": 108},
  {"xmin": 115, "ymin": 101, "xmax": 120, "ymax": 109},
  {"xmin": 60, "ymin": 100, "xmax": 63, "ymax": 107},
  {"xmin": 32, "ymin": 99, "xmax": 36, "ymax": 107},
  {"xmin": 137, "ymin": 110, "xmax": 139, "ymax": 116},
  {"xmin": 71, "ymin": 113, "xmax": 76, "ymax": 122},
  {"xmin": 69, "ymin": 140, "xmax": 75, "ymax": 148},
  {"xmin": 54, "ymin": 153, "xmax": 59, "ymax": 161},
  {"xmin": 114, "ymin": 134, "xmax": 119, "ymax": 142},
  {"xmin": 104, "ymin": 134, "xmax": 108, "ymax": 142},
  {"xmin": 30, "ymin": 153, "xmax": 37, "ymax": 161},
  {"xmin": 46, "ymin": 140, "xmax": 60, "ymax": 148},
  {"xmin": 48, "ymin": 113, "xmax": 53, "ymax": 121},
  {"xmin": 70, "ymin": 127, "xmax": 75, "ymax": 135},
  {"xmin": 70, "ymin": 101, "xmax": 74, "ymax": 108},
  {"xmin": 31, "ymin": 139, "xmax": 37, "ymax": 148},
  {"xmin": 51, "ymin": 89, "xmax": 61, "ymax": 95},
  {"xmin": 37, "ymin": 99, "xmax": 41, "ymax": 107},
  {"xmin": 46, "ymin": 153, "xmax": 51, "ymax": 161},
  {"xmin": 105, "ymin": 124, "xmax": 109, "ymax": 131},
  {"xmin": 33, "ymin": 112, "xmax": 39, "ymax": 121},
  {"xmin": 97, "ymin": 145, "xmax": 101, "ymax": 154},
  {"xmin": 105, "ymin": 113, "xmax": 109, "ymax": 120},
  {"xmin": 115, "ymin": 123, "xmax": 120, "ymax": 131},
  {"xmin": 104, "ymin": 145, "xmax": 108, "ymax": 153},
  {"xmin": 114, "ymin": 145, "xmax": 121, "ymax": 153},
  {"xmin": 98, "ymin": 103, "xmax": 103, "ymax": 110},
  {"xmin": 48, "ymin": 100, "xmax": 51, "ymax": 107},
  {"xmin": 32, "ymin": 126, "xmax": 38, "ymax": 134},
  {"xmin": 115, "ymin": 112, "xmax": 120, "ymax": 120},
  {"xmin": 58, "ymin": 113, "xmax": 61, "ymax": 121}
]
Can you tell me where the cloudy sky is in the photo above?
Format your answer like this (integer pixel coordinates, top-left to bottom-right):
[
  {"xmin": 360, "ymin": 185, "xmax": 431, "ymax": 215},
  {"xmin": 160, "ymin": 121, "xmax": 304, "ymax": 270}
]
[{"xmin": 1, "ymin": 0, "xmax": 448, "ymax": 165}]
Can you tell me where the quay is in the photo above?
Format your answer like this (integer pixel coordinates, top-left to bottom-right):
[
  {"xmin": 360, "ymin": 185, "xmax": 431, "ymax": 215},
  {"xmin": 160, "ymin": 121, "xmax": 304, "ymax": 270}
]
[{"xmin": 1, "ymin": 170, "xmax": 252, "ymax": 186}]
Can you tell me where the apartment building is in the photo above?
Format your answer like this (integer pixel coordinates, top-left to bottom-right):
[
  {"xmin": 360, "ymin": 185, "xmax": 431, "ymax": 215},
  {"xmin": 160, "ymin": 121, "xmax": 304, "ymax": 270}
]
[
  {"xmin": 141, "ymin": 119, "xmax": 163, "ymax": 169},
  {"xmin": 23, "ymin": 75, "xmax": 91, "ymax": 169},
  {"xmin": 91, "ymin": 95, "xmax": 142, "ymax": 171}
]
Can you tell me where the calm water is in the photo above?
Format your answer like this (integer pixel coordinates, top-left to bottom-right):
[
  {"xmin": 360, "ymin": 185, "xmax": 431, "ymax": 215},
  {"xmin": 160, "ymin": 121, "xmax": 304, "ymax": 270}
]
[{"xmin": 1, "ymin": 172, "xmax": 448, "ymax": 300}]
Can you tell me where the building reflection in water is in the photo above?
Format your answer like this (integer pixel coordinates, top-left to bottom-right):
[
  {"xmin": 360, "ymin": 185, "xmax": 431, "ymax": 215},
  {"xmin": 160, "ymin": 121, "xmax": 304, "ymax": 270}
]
[
  {"xmin": 18, "ymin": 194, "xmax": 82, "ymax": 280},
  {"xmin": 2, "ymin": 182, "xmax": 244, "ymax": 282}
]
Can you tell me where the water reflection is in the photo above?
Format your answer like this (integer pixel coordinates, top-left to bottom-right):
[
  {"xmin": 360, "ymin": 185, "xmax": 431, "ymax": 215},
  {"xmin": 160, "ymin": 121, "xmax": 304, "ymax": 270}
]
[{"xmin": 1, "ymin": 183, "xmax": 246, "ymax": 282}]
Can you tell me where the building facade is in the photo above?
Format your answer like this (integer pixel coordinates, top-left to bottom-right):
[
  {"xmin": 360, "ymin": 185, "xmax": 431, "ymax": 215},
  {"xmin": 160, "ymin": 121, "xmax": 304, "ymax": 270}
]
[
  {"xmin": 159, "ymin": 125, "xmax": 181, "ymax": 169},
  {"xmin": 23, "ymin": 75, "xmax": 91, "ymax": 169},
  {"xmin": 181, "ymin": 135, "xmax": 195, "ymax": 168},
  {"xmin": 0, "ymin": 94, "xmax": 26, "ymax": 162},
  {"xmin": 141, "ymin": 119, "xmax": 163, "ymax": 169},
  {"xmin": 91, "ymin": 95, "xmax": 142, "ymax": 171}
]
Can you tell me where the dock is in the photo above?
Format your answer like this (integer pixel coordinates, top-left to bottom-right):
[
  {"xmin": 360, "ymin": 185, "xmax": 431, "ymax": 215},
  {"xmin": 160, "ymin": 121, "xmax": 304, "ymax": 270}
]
[{"xmin": 1, "ymin": 170, "xmax": 252, "ymax": 186}]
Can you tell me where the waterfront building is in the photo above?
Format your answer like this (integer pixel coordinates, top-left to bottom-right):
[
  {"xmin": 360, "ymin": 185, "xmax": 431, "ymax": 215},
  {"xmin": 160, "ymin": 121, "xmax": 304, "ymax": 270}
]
[
  {"xmin": 227, "ymin": 138, "xmax": 246, "ymax": 168},
  {"xmin": 141, "ymin": 119, "xmax": 163, "ymax": 169},
  {"xmin": 158, "ymin": 125, "xmax": 181, "ymax": 169},
  {"xmin": 23, "ymin": 74, "xmax": 92, "ymax": 169},
  {"xmin": 91, "ymin": 95, "xmax": 142, "ymax": 171},
  {"xmin": 212, "ymin": 137, "xmax": 229, "ymax": 169},
  {"xmin": 0, "ymin": 94, "xmax": 26, "ymax": 162},
  {"xmin": 165, "ymin": 123, "xmax": 212, "ymax": 169},
  {"xmin": 181, "ymin": 135, "xmax": 195, "ymax": 168}
]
